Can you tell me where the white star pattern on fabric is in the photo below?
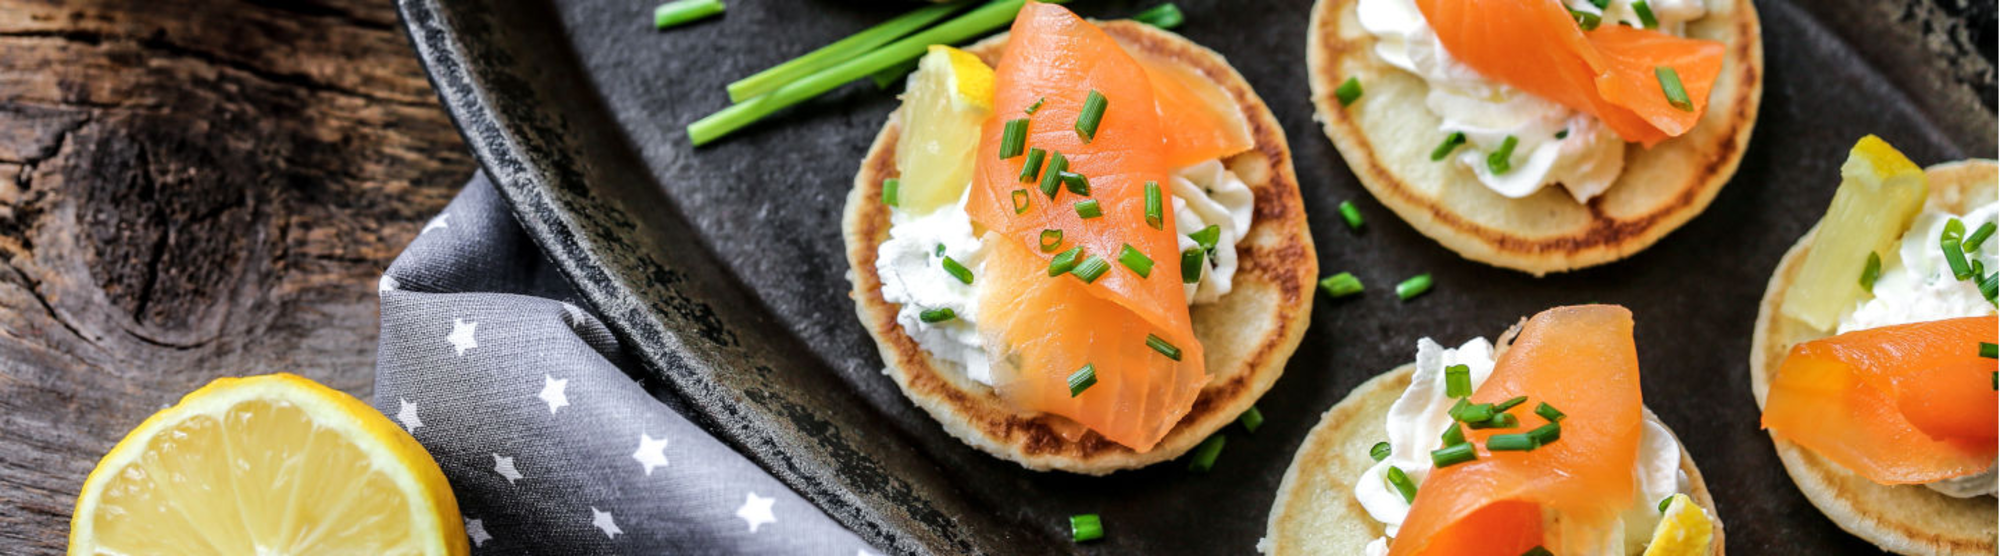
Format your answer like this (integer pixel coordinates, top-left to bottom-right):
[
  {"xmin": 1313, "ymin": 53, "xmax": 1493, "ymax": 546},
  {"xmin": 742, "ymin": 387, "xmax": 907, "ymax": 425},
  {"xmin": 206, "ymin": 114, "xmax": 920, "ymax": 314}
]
[
  {"xmin": 560, "ymin": 302, "xmax": 588, "ymax": 326},
  {"xmin": 492, "ymin": 454, "xmax": 522, "ymax": 484},
  {"xmin": 422, "ymin": 213, "xmax": 451, "ymax": 234},
  {"xmin": 590, "ymin": 507, "xmax": 623, "ymax": 539},
  {"xmin": 465, "ymin": 517, "xmax": 492, "ymax": 547},
  {"xmin": 538, "ymin": 374, "xmax": 570, "ymax": 414},
  {"xmin": 396, "ymin": 398, "xmax": 423, "ymax": 433},
  {"xmin": 378, "ymin": 275, "xmax": 399, "ymax": 293},
  {"xmin": 447, "ymin": 318, "xmax": 479, "ymax": 356},
  {"xmin": 736, "ymin": 492, "xmax": 777, "ymax": 533},
  {"xmin": 632, "ymin": 433, "xmax": 669, "ymax": 476}
]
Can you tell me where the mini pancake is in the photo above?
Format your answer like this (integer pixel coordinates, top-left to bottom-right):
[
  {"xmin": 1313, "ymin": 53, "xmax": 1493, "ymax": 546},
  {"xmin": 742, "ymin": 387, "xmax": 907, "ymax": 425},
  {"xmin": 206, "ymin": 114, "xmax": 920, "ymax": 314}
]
[
  {"xmin": 1749, "ymin": 160, "xmax": 1999, "ymax": 555},
  {"xmin": 843, "ymin": 20, "xmax": 1316, "ymax": 474},
  {"xmin": 1305, "ymin": 0, "xmax": 1763, "ymax": 276},
  {"xmin": 1264, "ymin": 363, "xmax": 1724, "ymax": 555}
]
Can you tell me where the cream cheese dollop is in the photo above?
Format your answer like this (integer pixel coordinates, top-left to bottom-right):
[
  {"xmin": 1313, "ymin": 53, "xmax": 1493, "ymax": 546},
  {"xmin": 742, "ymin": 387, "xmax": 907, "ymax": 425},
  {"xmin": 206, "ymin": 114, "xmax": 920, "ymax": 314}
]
[
  {"xmin": 1353, "ymin": 0, "xmax": 1706, "ymax": 203},
  {"xmin": 1354, "ymin": 337, "xmax": 1689, "ymax": 555},
  {"xmin": 876, "ymin": 162, "xmax": 1254, "ymax": 386}
]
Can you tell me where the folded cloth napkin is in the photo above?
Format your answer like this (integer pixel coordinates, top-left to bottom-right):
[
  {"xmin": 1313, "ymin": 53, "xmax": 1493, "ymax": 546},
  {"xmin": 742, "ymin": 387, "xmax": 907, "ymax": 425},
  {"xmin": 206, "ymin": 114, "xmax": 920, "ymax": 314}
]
[{"xmin": 372, "ymin": 173, "xmax": 876, "ymax": 555}]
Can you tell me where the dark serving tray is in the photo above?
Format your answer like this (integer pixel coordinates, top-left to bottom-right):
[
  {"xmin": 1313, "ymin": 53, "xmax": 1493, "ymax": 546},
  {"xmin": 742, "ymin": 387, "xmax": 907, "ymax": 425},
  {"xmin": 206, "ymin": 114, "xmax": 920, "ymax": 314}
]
[{"xmin": 395, "ymin": 0, "xmax": 1995, "ymax": 553}]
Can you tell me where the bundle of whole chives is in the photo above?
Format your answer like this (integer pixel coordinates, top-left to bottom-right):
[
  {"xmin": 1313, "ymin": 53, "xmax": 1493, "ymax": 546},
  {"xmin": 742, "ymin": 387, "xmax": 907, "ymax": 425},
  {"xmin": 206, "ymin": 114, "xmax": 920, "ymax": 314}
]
[{"xmin": 724, "ymin": 1, "xmax": 965, "ymax": 101}]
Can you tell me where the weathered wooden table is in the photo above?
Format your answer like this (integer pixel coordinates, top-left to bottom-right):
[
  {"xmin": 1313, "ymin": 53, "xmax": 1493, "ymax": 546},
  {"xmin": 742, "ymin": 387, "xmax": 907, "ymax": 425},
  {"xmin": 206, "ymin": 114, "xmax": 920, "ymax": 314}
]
[{"xmin": 0, "ymin": 0, "xmax": 473, "ymax": 551}]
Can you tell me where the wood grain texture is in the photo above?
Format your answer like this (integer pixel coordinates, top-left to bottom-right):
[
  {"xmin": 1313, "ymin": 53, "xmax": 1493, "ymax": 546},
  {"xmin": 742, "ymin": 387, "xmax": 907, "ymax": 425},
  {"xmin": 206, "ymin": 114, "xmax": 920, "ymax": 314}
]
[{"xmin": 0, "ymin": 0, "xmax": 472, "ymax": 551}]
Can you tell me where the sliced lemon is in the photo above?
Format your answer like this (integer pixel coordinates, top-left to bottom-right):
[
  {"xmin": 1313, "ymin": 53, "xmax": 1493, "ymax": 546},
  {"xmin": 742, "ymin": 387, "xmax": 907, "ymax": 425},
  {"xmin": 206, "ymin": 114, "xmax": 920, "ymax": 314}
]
[
  {"xmin": 1642, "ymin": 493, "xmax": 1715, "ymax": 556},
  {"xmin": 893, "ymin": 44, "xmax": 995, "ymax": 214},
  {"xmin": 1781, "ymin": 134, "xmax": 1929, "ymax": 331},
  {"xmin": 70, "ymin": 374, "xmax": 467, "ymax": 556}
]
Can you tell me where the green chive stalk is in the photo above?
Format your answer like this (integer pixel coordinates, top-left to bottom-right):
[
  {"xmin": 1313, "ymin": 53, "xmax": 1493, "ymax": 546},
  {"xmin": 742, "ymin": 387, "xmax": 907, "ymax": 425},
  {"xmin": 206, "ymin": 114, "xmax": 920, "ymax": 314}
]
[
  {"xmin": 726, "ymin": 1, "xmax": 966, "ymax": 102},
  {"xmin": 655, "ymin": 0, "xmax": 726, "ymax": 30}
]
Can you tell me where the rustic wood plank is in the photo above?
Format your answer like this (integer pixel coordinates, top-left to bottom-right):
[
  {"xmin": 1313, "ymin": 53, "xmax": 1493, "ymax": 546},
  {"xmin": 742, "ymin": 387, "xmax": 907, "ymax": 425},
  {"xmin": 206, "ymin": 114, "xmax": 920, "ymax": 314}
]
[{"xmin": 0, "ymin": 0, "xmax": 473, "ymax": 551}]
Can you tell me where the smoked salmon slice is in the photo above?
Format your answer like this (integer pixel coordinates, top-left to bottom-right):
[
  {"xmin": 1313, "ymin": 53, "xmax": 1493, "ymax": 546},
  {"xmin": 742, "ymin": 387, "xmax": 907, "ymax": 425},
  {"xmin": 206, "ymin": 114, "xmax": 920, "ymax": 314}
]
[
  {"xmin": 1762, "ymin": 316, "xmax": 1999, "ymax": 484},
  {"xmin": 1138, "ymin": 57, "xmax": 1255, "ymax": 169},
  {"xmin": 1416, "ymin": 0, "xmax": 1726, "ymax": 146},
  {"xmin": 963, "ymin": 1, "xmax": 1206, "ymax": 452},
  {"xmin": 1391, "ymin": 305, "xmax": 1644, "ymax": 556}
]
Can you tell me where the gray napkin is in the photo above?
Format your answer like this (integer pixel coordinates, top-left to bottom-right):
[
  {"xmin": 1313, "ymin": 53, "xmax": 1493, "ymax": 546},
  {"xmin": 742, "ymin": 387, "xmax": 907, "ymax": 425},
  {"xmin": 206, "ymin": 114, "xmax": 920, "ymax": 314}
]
[{"xmin": 371, "ymin": 173, "xmax": 877, "ymax": 555}]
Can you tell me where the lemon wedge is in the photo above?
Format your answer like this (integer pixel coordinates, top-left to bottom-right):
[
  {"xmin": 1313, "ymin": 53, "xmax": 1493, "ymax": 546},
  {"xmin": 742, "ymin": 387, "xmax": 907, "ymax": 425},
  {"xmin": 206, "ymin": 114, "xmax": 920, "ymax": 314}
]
[
  {"xmin": 1642, "ymin": 493, "xmax": 1715, "ymax": 556},
  {"xmin": 70, "ymin": 374, "xmax": 467, "ymax": 556},
  {"xmin": 893, "ymin": 44, "xmax": 995, "ymax": 214},
  {"xmin": 1780, "ymin": 135, "xmax": 1929, "ymax": 331}
]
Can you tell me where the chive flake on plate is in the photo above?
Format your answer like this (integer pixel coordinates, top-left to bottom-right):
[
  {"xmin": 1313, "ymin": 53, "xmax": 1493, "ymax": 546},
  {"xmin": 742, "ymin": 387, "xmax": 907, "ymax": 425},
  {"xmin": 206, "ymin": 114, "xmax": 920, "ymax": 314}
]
[
  {"xmin": 1981, "ymin": 341, "xmax": 1997, "ymax": 359},
  {"xmin": 1075, "ymin": 90, "xmax": 1108, "ymax": 142},
  {"xmin": 1319, "ymin": 271, "xmax": 1364, "ymax": 298},
  {"xmin": 1118, "ymin": 244, "xmax": 1154, "ymax": 278},
  {"xmin": 1656, "ymin": 66, "xmax": 1692, "ymax": 112},
  {"xmin": 723, "ymin": 1, "xmax": 956, "ymax": 101},
  {"xmin": 1535, "ymin": 402, "xmax": 1566, "ymax": 422},
  {"xmin": 1633, "ymin": 0, "xmax": 1658, "ymax": 28},
  {"xmin": 1860, "ymin": 251, "xmax": 1882, "ymax": 292},
  {"xmin": 1040, "ymin": 151, "xmax": 1069, "ymax": 198},
  {"xmin": 1048, "ymin": 246, "xmax": 1083, "ymax": 276},
  {"xmin": 1431, "ymin": 443, "xmax": 1477, "ymax": 468},
  {"xmin": 1445, "ymin": 364, "xmax": 1472, "ymax": 398},
  {"xmin": 1189, "ymin": 224, "xmax": 1221, "ymax": 252},
  {"xmin": 1072, "ymin": 255, "xmax": 1111, "ymax": 283},
  {"xmin": 1487, "ymin": 433, "xmax": 1536, "ymax": 452},
  {"xmin": 1019, "ymin": 148, "xmax": 1048, "ymax": 183},
  {"xmin": 1239, "ymin": 406, "xmax": 1264, "ymax": 433},
  {"xmin": 1487, "ymin": 136, "xmax": 1519, "ymax": 174},
  {"xmin": 1943, "ymin": 218, "xmax": 1976, "ymax": 280},
  {"xmin": 1369, "ymin": 441, "xmax": 1392, "ymax": 462},
  {"xmin": 1146, "ymin": 333, "xmax": 1183, "ymax": 361},
  {"xmin": 1965, "ymin": 221, "xmax": 1996, "ymax": 252},
  {"xmin": 1069, "ymin": 514, "xmax": 1103, "ymax": 543},
  {"xmin": 881, "ymin": 178, "xmax": 900, "ymax": 207},
  {"xmin": 1040, "ymin": 229, "xmax": 1064, "ymax": 252},
  {"xmin": 999, "ymin": 118, "xmax": 1030, "ymax": 159},
  {"xmin": 1133, "ymin": 2, "xmax": 1184, "ymax": 29},
  {"xmin": 1026, "ymin": 96, "xmax": 1046, "ymax": 115},
  {"xmin": 654, "ymin": 0, "xmax": 726, "ymax": 31},
  {"xmin": 1396, "ymin": 273, "xmax": 1434, "ymax": 301},
  {"xmin": 1188, "ymin": 435, "xmax": 1226, "ymax": 473},
  {"xmin": 1075, "ymin": 199, "xmax": 1104, "ymax": 219},
  {"xmin": 1440, "ymin": 422, "xmax": 1466, "ymax": 447},
  {"xmin": 1430, "ymin": 132, "xmax": 1466, "ymax": 162},
  {"xmin": 1338, "ymin": 200, "xmax": 1365, "ymax": 230},
  {"xmin": 1062, "ymin": 171, "xmax": 1092, "ymax": 196},
  {"xmin": 1336, "ymin": 76, "xmax": 1363, "ymax": 107},
  {"xmin": 1384, "ymin": 465, "xmax": 1418, "ymax": 503},
  {"xmin": 941, "ymin": 256, "xmax": 974, "ymax": 285},
  {"xmin": 1067, "ymin": 363, "xmax": 1098, "ymax": 397},
  {"xmin": 919, "ymin": 307, "xmax": 956, "ymax": 323},
  {"xmin": 1145, "ymin": 181, "xmax": 1164, "ymax": 230},
  {"xmin": 1181, "ymin": 248, "xmax": 1205, "ymax": 284},
  {"xmin": 1529, "ymin": 422, "xmax": 1561, "ymax": 446}
]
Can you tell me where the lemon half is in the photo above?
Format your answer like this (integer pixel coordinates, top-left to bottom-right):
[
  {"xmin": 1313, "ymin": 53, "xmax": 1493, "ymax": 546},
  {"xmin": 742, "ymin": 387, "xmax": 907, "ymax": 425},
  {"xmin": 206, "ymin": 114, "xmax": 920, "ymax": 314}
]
[
  {"xmin": 1642, "ymin": 493, "xmax": 1715, "ymax": 556},
  {"xmin": 70, "ymin": 374, "xmax": 467, "ymax": 556},
  {"xmin": 892, "ymin": 44, "xmax": 996, "ymax": 214}
]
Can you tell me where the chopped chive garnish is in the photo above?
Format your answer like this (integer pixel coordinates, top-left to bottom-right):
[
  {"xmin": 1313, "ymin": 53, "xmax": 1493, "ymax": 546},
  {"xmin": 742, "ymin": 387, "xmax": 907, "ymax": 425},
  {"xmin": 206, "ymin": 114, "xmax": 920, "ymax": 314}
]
[
  {"xmin": 1588, "ymin": 0, "xmax": 1609, "ymax": 8},
  {"xmin": 1118, "ymin": 244, "xmax": 1154, "ymax": 278},
  {"xmin": 1048, "ymin": 246, "xmax": 1084, "ymax": 276},
  {"xmin": 1467, "ymin": 413, "xmax": 1518, "ymax": 430},
  {"xmin": 935, "ymin": 243, "xmax": 946, "ymax": 257},
  {"xmin": 1132, "ymin": 2, "xmax": 1184, "ymax": 29},
  {"xmin": 1335, "ymin": 76, "xmax": 1363, "ymax": 107},
  {"xmin": 1440, "ymin": 422, "xmax": 1467, "ymax": 447},
  {"xmin": 1860, "ymin": 251, "xmax": 1882, "ymax": 293},
  {"xmin": 1070, "ymin": 514, "xmax": 1103, "ymax": 543},
  {"xmin": 1338, "ymin": 200, "xmax": 1365, "ymax": 230},
  {"xmin": 1144, "ymin": 181, "xmax": 1164, "ymax": 230},
  {"xmin": 1011, "ymin": 189, "xmax": 1032, "ymax": 214},
  {"xmin": 1980, "ymin": 272, "xmax": 1998, "ymax": 303},
  {"xmin": 1430, "ymin": 443, "xmax": 1477, "ymax": 468},
  {"xmin": 1188, "ymin": 434, "xmax": 1226, "ymax": 473},
  {"xmin": 1040, "ymin": 229, "xmax": 1065, "ymax": 252},
  {"xmin": 919, "ymin": 307, "xmax": 956, "ymax": 323},
  {"xmin": 1395, "ymin": 273, "xmax": 1433, "ymax": 301},
  {"xmin": 1448, "ymin": 399, "xmax": 1494, "ymax": 423},
  {"xmin": 1189, "ymin": 225, "xmax": 1222, "ymax": 252},
  {"xmin": 1072, "ymin": 255, "xmax": 1111, "ymax": 283},
  {"xmin": 1944, "ymin": 218, "xmax": 1975, "ymax": 280},
  {"xmin": 723, "ymin": 1, "xmax": 956, "ymax": 101},
  {"xmin": 1965, "ymin": 221, "xmax": 1996, "ymax": 252},
  {"xmin": 1656, "ymin": 66, "xmax": 1692, "ymax": 112},
  {"xmin": 1535, "ymin": 402, "xmax": 1566, "ymax": 422},
  {"xmin": 1020, "ymin": 148, "xmax": 1048, "ymax": 183},
  {"xmin": 1040, "ymin": 151, "xmax": 1070, "ymax": 198},
  {"xmin": 1075, "ymin": 90, "xmax": 1108, "ymax": 142},
  {"xmin": 1370, "ymin": 441, "xmax": 1392, "ymax": 462},
  {"xmin": 1568, "ymin": 7, "xmax": 1601, "ymax": 31},
  {"xmin": 1319, "ymin": 272, "xmax": 1364, "ymax": 298},
  {"xmin": 1180, "ymin": 248, "xmax": 1204, "ymax": 284},
  {"xmin": 1493, "ymin": 396, "xmax": 1529, "ymax": 413},
  {"xmin": 1633, "ymin": 0, "xmax": 1658, "ymax": 28},
  {"xmin": 1430, "ymin": 132, "xmax": 1467, "ymax": 161},
  {"xmin": 1487, "ymin": 136, "xmax": 1519, "ymax": 174},
  {"xmin": 1556, "ymin": 129, "xmax": 1570, "ymax": 139},
  {"xmin": 1075, "ymin": 199, "xmax": 1104, "ymax": 219},
  {"xmin": 1026, "ymin": 97, "xmax": 1046, "ymax": 115},
  {"xmin": 1384, "ymin": 465, "xmax": 1418, "ymax": 503},
  {"xmin": 881, "ymin": 178, "xmax": 900, "ymax": 207},
  {"xmin": 1061, "ymin": 172, "xmax": 1092, "ymax": 196},
  {"xmin": 1444, "ymin": 364, "xmax": 1472, "ymax": 398},
  {"xmin": 1658, "ymin": 496, "xmax": 1675, "ymax": 513},
  {"xmin": 1528, "ymin": 422, "xmax": 1562, "ymax": 446},
  {"xmin": 941, "ymin": 256, "xmax": 974, "ymax": 285},
  {"xmin": 1981, "ymin": 342, "xmax": 1997, "ymax": 359},
  {"xmin": 1239, "ymin": 406, "xmax": 1264, "ymax": 433},
  {"xmin": 1146, "ymin": 333, "xmax": 1183, "ymax": 361},
  {"xmin": 999, "ymin": 118, "xmax": 1030, "ymax": 159},
  {"xmin": 1523, "ymin": 546, "xmax": 1554, "ymax": 556},
  {"xmin": 1067, "ymin": 363, "xmax": 1098, "ymax": 397},
  {"xmin": 1487, "ymin": 433, "xmax": 1537, "ymax": 451},
  {"xmin": 654, "ymin": 0, "xmax": 726, "ymax": 30}
]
